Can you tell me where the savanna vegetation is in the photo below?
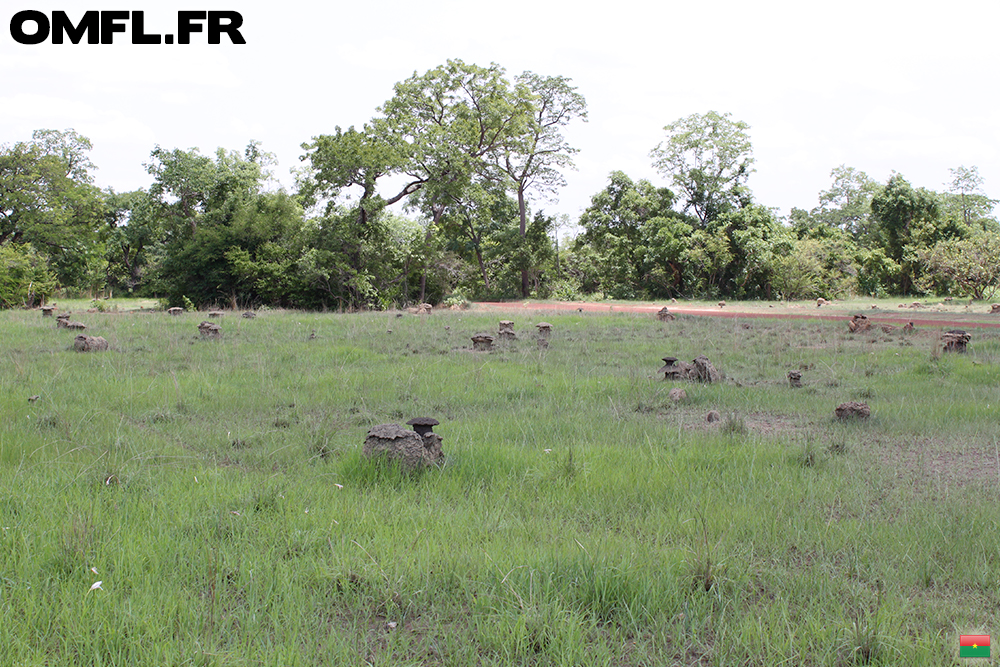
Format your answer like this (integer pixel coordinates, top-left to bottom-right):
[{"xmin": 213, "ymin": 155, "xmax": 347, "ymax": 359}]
[
  {"xmin": 2, "ymin": 303, "xmax": 999, "ymax": 664},
  {"xmin": 2, "ymin": 61, "xmax": 999, "ymax": 311}
]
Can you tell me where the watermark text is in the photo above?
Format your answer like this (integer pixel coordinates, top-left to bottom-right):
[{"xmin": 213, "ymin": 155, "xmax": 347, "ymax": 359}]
[{"xmin": 9, "ymin": 10, "xmax": 245, "ymax": 45}]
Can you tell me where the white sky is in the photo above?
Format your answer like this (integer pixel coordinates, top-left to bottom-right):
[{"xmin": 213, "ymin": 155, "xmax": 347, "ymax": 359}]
[{"xmin": 3, "ymin": 0, "xmax": 998, "ymax": 225}]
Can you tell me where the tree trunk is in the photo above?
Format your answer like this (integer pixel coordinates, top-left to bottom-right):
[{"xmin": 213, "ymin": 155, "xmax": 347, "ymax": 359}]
[
  {"xmin": 518, "ymin": 187, "xmax": 529, "ymax": 298},
  {"xmin": 419, "ymin": 204, "xmax": 446, "ymax": 304}
]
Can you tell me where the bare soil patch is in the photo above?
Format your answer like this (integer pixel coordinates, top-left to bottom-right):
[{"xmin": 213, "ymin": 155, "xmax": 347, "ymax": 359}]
[{"xmin": 880, "ymin": 438, "xmax": 1000, "ymax": 490}]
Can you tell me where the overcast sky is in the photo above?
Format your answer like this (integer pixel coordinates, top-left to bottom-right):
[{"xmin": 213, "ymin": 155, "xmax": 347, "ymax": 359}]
[{"xmin": 3, "ymin": 0, "xmax": 998, "ymax": 226}]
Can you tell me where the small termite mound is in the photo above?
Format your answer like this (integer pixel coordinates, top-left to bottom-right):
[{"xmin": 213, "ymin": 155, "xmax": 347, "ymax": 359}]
[
  {"xmin": 941, "ymin": 329, "xmax": 970, "ymax": 353},
  {"xmin": 847, "ymin": 314, "xmax": 871, "ymax": 333},
  {"xmin": 208, "ymin": 310, "xmax": 225, "ymax": 318},
  {"xmin": 656, "ymin": 307, "xmax": 675, "ymax": 321},
  {"xmin": 199, "ymin": 321, "xmax": 222, "ymax": 339},
  {"xmin": 74, "ymin": 334, "xmax": 109, "ymax": 352},
  {"xmin": 406, "ymin": 417, "xmax": 439, "ymax": 437},
  {"xmin": 167, "ymin": 307, "xmax": 183, "ymax": 316},
  {"xmin": 242, "ymin": 311, "xmax": 256, "ymax": 319},
  {"xmin": 363, "ymin": 423, "xmax": 444, "ymax": 471},
  {"xmin": 471, "ymin": 333, "xmax": 495, "ymax": 351},
  {"xmin": 535, "ymin": 322, "xmax": 552, "ymax": 349},
  {"xmin": 497, "ymin": 320, "xmax": 517, "ymax": 341},
  {"xmin": 41, "ymin": 305, "xmax": 56, "ymax": 317},
  {"xmin": 835, "ymin": 401, "xmax": 870, "ymax": 420}
]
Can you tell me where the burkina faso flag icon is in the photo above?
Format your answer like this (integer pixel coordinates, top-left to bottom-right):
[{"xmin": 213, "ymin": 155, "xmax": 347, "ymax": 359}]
[{"xmin": 960, "ymin": 635, "xmax": 990, "ymax": 658}]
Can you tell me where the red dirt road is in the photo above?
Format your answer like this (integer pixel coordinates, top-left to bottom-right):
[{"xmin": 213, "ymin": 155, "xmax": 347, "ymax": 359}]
[{"xmin": 474, "ymin": 301, "xmax": 1000, "ymax": 329}]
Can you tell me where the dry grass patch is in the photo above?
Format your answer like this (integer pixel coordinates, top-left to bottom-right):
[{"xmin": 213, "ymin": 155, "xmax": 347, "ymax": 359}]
[{"xmin": 878, "ymin": 437, "xmax": 1000, "ymax": 491}]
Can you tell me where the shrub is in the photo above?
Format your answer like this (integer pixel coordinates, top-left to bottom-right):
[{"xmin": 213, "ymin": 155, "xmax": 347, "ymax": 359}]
[{"xmin": 0, "ymin": 245, "xmax": 57, "ymax": 308}]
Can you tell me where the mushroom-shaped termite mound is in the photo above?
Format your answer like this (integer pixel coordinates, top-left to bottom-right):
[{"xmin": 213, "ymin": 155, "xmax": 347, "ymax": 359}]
[{"xmin": 406, "ymin": 417, "xmax": 440, "ymax": 437}]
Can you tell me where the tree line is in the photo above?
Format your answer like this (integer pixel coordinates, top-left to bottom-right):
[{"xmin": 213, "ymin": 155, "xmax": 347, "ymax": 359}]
[{"xmin": 2, "ymin": 60, "xmax": 998, "ymax": 310}]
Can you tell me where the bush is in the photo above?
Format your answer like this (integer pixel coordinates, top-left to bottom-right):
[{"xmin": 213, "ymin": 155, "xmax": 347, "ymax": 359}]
[
  {"xmin": 0, "ymin": 245, "xmax": 57, "ymax": 308},
  {"xmin": 544, "ymin": 278, "xmax": 585, "ymax": 302}
]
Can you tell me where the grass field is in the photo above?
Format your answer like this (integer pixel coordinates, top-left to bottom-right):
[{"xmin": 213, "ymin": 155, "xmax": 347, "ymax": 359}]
[{"xmin": 2, "ymin": 301, "xmax": 999, "ymax": 665}]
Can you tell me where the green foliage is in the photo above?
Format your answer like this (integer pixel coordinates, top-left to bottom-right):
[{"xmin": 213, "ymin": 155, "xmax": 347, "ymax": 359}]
[
  {"xmin": 575, "ymin": 171, "xmax": 689, "ymax": 298},
  {"xmin": 295, "ymin": 205, "xmax": 416, "ymax": 309},
  {"xmin": 772, "ymin": 237, "xmax": 858, "ymax": 300},
  {"xmin": 0, "ymin": 244, "xmax": 57, "ymax": 307},
  {"xmin": 102, "ymin": 188, "xmax": 162, "ymax": 294},
  {"xmin": 945, "ymin": 165, "xmax": 998, "ymax": 231},
  {"xmin": 501, "ymin": 71, "xmax": 587, "ymax": 296},
  {"xmin": 854, "ymin": 247, "xmax": 901, "ymax": 298},
  {"xmin": 145, "ymin": 143, "xmax": 316, "ymax": 308},
  {"xmin": 812, "ymin": 165, "xmax": 880, "ymax": 240},
  {"xmin": 870, "ymin": 174, "xmax": 946, "ymax": 294},
  {"xmin": 649, "ymin": 110, "xmax": 755, "ymax": 225},
  {"xmin": 0, "ymin": 129, "xmax": 106, "ymax": 288},
  {"xmin": 301, "ymin": 60, "xmax": 586, "ymax": 304},
  {"xmin": 918, "ymin": 232, "xmax": 1000, "ymax": 299}
]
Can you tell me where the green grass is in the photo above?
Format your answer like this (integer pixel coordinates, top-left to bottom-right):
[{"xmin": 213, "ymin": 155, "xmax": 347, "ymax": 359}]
[{"xmin": 1, "ymin": 303, "xmax": 999, "ymax": 665}]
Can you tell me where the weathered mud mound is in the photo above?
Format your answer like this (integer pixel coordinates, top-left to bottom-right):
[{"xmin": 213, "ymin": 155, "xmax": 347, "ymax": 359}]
[
  {"xmin": 74, "ymin": 335, "xmax": 109, "ymax": 352},
  {"xmin": 835, "ymin": 401, "xmax": 870, "ymax": 420},
  {"xmin": 848, "ymin": 314, "xmax": 871, "ymax": 333},
  {"xmin": 363, "ymin": 423, "xmax": 444, "ymax": 470},
  {"xmin": 199, "ymin": 321, "xmax": 222, "ymax": 338},
  {"xmin": 941, "ymin": 329, "xmax": 970, "ymax": 353}
]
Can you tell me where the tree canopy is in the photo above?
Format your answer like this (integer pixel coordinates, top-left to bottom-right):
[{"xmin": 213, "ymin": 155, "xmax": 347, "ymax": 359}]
[
  {"xmin": 649, "ymin": 111, "xmax": 754, "ymax": 226},
  {"xmin": 3, "ymin": 76, "xmax": 999, "ymax": 309}
]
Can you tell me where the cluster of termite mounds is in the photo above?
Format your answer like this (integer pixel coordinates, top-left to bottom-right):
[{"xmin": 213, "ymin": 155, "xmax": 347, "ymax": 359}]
[
  {"xmin": 165, "ymin": 307, "xmax": 257, "ymax": 337},
  {"xmin": 54, "ymin": 312, "xmax": 86, "ymax": 330},
  {"xmin": 847, "ymin": 313, "xmax": 916, "ymax": 335},
  {"xmin": 849, "ymin": 313, "xmax": 970, "ymax": 353},
  {"xmin": 406, "ymin": 303, "xmax": 434, "ymax": 315},
  {"xmin": 657, "ymin": 355, "xmax": 720, "ymax": 383},
  {"xmin": 43, "ymin": 308, "xmax": 107, "ymax": 352},
  {"xmin": 363, "ymin": 417, "xmax": 444, "ymax": 471},
  {"xmin": 471, "ymin": 320, "xmax": 553, "ymax": 351}
]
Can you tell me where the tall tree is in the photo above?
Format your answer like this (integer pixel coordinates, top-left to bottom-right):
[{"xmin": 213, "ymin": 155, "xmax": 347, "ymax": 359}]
[
  {"xmin": 145, "ymin": 142, "xmax": 308, "ymax": 307},
  {"xmin": 811, "ymin": 165, "xmax": 880, "ymax": 240},
  {"xmin": 945, "ymin": 165, "xmax": 996, "ymax": 231},
  {"xmin": 102, "ymin": 188, "xmax": 162, "ymax": 294},
  {"xmin": 499, "ymin": 72, "xmax": 587, "ymax": 296},
  {"xmin": 0, "ymin": 129, "xmax": 105, "ymax": 286},
  {"xmin": 869, "ymin": 173, "xmax": 943, "ymax": 294},
  {"xmin": 302, "ymin": 59, "xmax": 540, "ymax": 303},
  {"xmin": 649, "ymin": 111, "xmax": 754, "ymax": 226}
]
